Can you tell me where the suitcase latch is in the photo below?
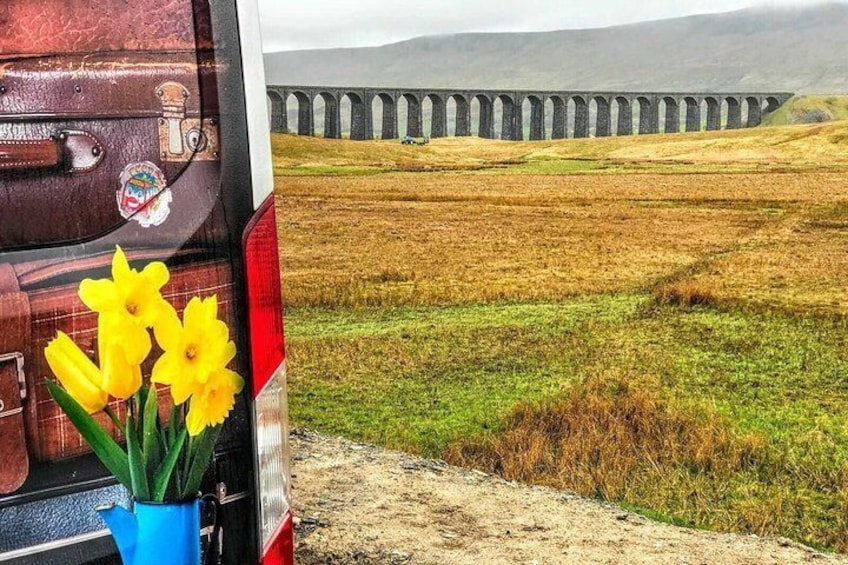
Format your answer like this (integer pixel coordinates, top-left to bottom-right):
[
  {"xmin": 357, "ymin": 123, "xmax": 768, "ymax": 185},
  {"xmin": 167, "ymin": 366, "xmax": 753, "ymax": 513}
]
[
  {"xmin": 156, "ymin": 82, "xmax": 219, "ymax": 163},
  {"xmin": 0, "ymin": 352, "xmax": 25, "ymax": 419}
]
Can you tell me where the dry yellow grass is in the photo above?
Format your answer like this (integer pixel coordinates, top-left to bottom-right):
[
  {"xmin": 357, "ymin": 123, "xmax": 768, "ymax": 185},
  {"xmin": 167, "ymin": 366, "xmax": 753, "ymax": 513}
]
[
  {"xmin": 680, "ymin": 203, "xmax": 848, "ymax": 315},
  {"xmin": 277, "ymin": 171, "xmax": 848, "ymax": 311},
  {"xmin": 445, "ymin": 375, "xmax": 766, "ymax": 525},
  {"xmin": 273, "ymin": 119, "xmax": 848, "ymax": 174}
]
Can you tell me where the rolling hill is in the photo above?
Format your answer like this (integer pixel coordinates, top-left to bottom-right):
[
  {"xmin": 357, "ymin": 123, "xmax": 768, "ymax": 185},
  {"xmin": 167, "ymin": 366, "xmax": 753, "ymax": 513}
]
[{"xmin": 264, "ymin": 2, "xmax": 848, "ymax": 94}]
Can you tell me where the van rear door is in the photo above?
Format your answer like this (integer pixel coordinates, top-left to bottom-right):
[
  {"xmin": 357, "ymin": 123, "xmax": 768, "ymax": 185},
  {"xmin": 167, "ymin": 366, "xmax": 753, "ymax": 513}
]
[{"xmin": 0, "ymin": 1, "xmax": 292, "ymax": 563}]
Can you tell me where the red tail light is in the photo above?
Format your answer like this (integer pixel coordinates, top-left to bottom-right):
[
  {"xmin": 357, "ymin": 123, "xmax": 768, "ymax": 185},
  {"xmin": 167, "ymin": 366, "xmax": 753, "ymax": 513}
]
[
  {"xmin": 243, "ymin": 195, "xmax": 294, "ymax": 565},
  {"xmin": 244, "ymin": 195, "xmax": 286, "ymax": 392}
]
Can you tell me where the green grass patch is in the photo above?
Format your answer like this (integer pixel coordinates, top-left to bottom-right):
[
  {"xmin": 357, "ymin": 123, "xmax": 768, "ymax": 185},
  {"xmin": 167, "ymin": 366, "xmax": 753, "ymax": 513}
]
[
  {"xmin": 287, "ymin": 296, "xmax": 848, "ymax": 550},
  {"xmin": 273, "ymin": 164, "xmax": 387, "ymax": 176}
]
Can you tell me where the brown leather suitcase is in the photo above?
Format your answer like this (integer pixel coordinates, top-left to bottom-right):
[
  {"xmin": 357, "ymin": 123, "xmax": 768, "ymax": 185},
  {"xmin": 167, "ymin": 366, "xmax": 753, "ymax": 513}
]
[
  {"xmin": 0, "ymin": 0, "xmax": 239, "ymax": 495},
  {"xmin": 0, "ymin": 252, "xmax": 236, "ymax": 494},
  {"xmin": 0, "ymin": 0, "xmax": 224, "ymax": 253}
]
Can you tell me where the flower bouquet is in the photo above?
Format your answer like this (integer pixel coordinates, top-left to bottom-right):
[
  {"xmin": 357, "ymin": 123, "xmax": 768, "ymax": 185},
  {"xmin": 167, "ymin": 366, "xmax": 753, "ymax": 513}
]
[{"xmin": 44, "ymin": 247, "xmax": 243, "ymax": 565}]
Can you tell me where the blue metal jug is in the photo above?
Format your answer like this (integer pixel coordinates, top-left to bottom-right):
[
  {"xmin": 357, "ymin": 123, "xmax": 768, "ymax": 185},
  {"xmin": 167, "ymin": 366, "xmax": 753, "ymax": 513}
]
[{"xmin": 97, "ymin": 499, "xmax": 201, "ymax": 565}]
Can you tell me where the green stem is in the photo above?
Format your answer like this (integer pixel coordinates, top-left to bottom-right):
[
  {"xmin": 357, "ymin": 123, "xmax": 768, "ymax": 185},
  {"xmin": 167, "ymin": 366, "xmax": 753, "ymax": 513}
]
[
  {"xmin": 133, "ymin": 391, "xmax": 142, "ymax": 432},
  {"xmin": 104, "ymin": 405, "xmax": 126, "ymax": 436},
  {"xmin": 182, "ymin": 425, "xmax": 195, "ymax": 489}
]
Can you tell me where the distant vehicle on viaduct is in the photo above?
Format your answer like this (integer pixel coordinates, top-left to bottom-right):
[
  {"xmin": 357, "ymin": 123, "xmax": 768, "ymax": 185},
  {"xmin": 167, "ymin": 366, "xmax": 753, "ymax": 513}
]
[{"xmin": 266, "ymin": 86, "xmax": 793, "ymax": 141}]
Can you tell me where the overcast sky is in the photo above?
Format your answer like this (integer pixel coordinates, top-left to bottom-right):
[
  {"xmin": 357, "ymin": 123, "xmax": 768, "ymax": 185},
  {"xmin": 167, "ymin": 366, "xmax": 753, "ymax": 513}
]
[{"xmin": 258, "ymin": 0, "xmax": 825, "ymax": 52}]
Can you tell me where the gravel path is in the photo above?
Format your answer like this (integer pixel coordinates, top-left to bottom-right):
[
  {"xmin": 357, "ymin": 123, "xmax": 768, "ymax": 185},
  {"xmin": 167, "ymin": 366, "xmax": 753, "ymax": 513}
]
[{"xmin": 291, "ymin": 429, "xmax": 847, "ymax": 565}]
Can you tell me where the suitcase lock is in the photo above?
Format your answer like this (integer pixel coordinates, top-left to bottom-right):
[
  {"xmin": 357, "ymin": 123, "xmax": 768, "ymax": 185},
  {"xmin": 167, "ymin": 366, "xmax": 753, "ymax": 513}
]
[
  {"xmin": 156, "ymin": 82, "xmax": 219, "ymax": 162},
  {"xmin": 0, "ymin": 352, "xmax": 25, "ymax": 419}
]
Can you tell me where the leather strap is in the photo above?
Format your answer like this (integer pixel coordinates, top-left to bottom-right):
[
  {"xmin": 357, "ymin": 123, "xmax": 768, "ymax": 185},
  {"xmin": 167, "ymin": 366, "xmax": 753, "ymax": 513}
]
[
  {"xmin": 0, "ymin": 139, "xmax": 60, "ymax": 171},
  {"xmin": 0, "ymin": 268, "xmax": 30, "ymax": 495},
  {"xmin": 0, "ymin": 131, "xmax": 104, "ymax": 174}
]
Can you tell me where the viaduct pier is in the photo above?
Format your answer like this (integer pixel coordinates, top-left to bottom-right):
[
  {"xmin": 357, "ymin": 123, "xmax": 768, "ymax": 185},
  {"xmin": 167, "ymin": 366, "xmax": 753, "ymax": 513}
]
[{"xmin": 267, "ymin": 87, "xmax": 794, "ymax": 141}]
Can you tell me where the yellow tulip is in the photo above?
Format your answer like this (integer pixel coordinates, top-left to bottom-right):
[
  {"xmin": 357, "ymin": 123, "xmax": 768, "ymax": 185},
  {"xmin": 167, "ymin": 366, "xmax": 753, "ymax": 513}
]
[
  {"xmin": 185, "ymin": 368, "xmax": 244, "ymax": 437},
  {"xmin": 98, "ymin": 322, "xmax": 143, "ymax": 400},
  {"xmin": 78, "ymin": 246, "xmax": 171, "ymax": 364},
  {"xmin": 151, "ymin": 296, "xmax": 236, "ymax": 405},
  {"xmin": 44, "ymin": 332, "xmax": 109, "ymax": 414}
]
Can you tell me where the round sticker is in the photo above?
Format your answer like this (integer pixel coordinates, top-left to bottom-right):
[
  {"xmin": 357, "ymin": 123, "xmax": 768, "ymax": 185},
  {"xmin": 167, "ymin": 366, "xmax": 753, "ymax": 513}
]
[{"xmin": 116, "ymin": 161, "xmax": 173, "ymax": 228}]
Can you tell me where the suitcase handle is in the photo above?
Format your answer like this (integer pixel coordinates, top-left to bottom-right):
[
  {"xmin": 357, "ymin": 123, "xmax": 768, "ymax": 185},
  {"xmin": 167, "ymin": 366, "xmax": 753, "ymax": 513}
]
[{"xmin": 0, "ymin": 130, "xmax": 104, "ymax": 174}]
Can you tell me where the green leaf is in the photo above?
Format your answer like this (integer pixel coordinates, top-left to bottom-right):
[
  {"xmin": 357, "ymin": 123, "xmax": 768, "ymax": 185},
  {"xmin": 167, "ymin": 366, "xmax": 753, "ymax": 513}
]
[
  {"xmin": 168, "ymin": 404, "xmax": 180, "ymax": 447},
  {"xmin": 182, "ymin": 426, "xmax": 222, "ymax": 499},
  {"xmin": 152, "ymin": 428, "xmax": 187, "ymax": 502},
  {"xmin": 133, "ymin": 390, "xmax": 144, "ymax": 438},
  {"xmin": 137, "ymin": 387, "xmax": 149, "ymax": 427},
  {"xmin": 46, "ymin": 380, "xmax": 132, "ymax": 489},
  {"xmin": 126, "ymin": 413, "xmax": 150, "ymax": 501},
  {"xmin": 142, "ymin": 386, "xmax": 161, "ymax": 479}
]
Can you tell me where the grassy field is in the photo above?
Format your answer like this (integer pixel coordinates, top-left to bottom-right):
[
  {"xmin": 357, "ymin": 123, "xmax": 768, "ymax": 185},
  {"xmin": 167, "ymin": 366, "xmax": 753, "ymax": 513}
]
[{"xmin": 276, "ymin": 121, "xmax": 848, "ymax": 551}]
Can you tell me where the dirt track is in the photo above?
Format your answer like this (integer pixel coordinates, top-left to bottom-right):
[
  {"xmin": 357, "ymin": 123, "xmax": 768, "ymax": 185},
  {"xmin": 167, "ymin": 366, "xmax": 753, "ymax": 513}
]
[{"xmin": 291, "ymin": 429, "xmax": 847, "ymax": 565}]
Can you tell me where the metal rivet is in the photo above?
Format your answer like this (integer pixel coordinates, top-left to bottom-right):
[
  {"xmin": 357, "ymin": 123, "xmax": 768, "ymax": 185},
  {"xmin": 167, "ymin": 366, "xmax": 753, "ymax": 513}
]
[
  {"xmin": 182, "ymin": 90, "xmax": 189, "ymax": 98},
  {"xmin": 0, "ymin": 85, "xmax": 6, "ymax": 95},
  {"xmin": 92, "ymin": 146, "xmax": 101, "ymax": 157},
  {"xmin": 156, "ymin": 89, "xmax": 164, "ymax": 97},
  {"xmin": 58, "ymin": 132, "xmax": 68, "ymax": 141},
  {"xmin": 158, "ymin": 118, "xmax": 166, "ymax": 125},
  {"xmin": 74, "ymin": 85, "xmax": 82, "ymax": 93}
]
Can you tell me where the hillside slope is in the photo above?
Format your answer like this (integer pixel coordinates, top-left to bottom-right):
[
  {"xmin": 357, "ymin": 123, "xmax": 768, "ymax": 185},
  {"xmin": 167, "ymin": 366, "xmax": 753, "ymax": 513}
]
[{"xmin": 265, "ymin": 3, "xmax": 848, "ymax": 94}]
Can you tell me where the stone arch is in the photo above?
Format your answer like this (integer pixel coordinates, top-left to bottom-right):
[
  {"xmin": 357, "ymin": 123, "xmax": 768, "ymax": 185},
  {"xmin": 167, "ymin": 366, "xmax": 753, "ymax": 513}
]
[
  {"xmin": 267, "ymin": 90, "xmax": 286, "ymax": 133},
  {"xmin": 495, "ymin": 94, "xmax": 520, "ymax": 141},
  {"xmin": 493, "ymin": 96, "xmax": 504, "ymax": 140},
  {"xmin": 421, "ymin": 96, "xmax": 433, "ymax": 138},
  {"xmin": 763, "ymin": 97, "xmax": 782, "ymax": 116},
  {"xmin": 425, "ymin": 93, "xmax": 448, "ymax": 139},
  {"xmin": 725, "ymin": 97, "xmax": 742, "ymax": 130},
  {"xmin": 591, "ymin": 96, "xmax": 611, "ymax": 137},
  {"xmin": 524, "ymin": 95, "xmax": 545, "ymax": 140},
  {"xmin": 342, "ymin": 91, "xmax": 372, "ymax": 140},
  {"xmin": 401, "ymin": 93, "xmax": 423, "ymax": 138},
  {"xmin": 744, "ymin": 96, "xmax": 762, "ymax": 128},
  {"xmin": 549, "ymin": 96, "xmax": 567, "ymax": 139},
  {"xmin": 705, "ymin": 97, "xmax": 721, "ymax": 131},
  {"xmin": 471, "ymin": 94, "xmax": 494, "ymax": 139},
  {"xmin": 684, "ymin": 97, "xmax": 701, "ymax": 132},
  {"xmin": 543, "ymin": 98, "xmax": 554, "ymax": 139},
  {"xmin": 449, "ymin": 94, "xmax": 471, "ymax": 137},
  {"xmin": 613, "ymin": 97, "xmax": 632, "ymax": 136},
  {"xmin": 371, "ymin": 93, "xmax": 397, "ymax": 140},
  {"xmin": 316, "ymin": 91, "xmax": 340, "ymax": 139},
  {"xmin": 661, "ymin": 97, "xmax": 680, "ymax": 134},
  {"xmin": 287, "ymin": 91, "xmax": 313, "ymax": 136},
  {"xmin": 571, "ymin": 95, "xmax": 589, "ymax": 138},
  {"xmin": 446, "ymin": 96, "xmax": 457, "ymax": 136},
  {"xmin": 636, "ymin": 97, "xmax": 657, "ymax": 135}
]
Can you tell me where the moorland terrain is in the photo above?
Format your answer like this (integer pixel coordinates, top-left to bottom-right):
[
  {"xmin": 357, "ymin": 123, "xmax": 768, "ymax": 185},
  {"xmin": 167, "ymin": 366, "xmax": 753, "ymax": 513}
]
[{"xmin": 275, "ymin": 116, "xmax": 848, "ymax": 552}]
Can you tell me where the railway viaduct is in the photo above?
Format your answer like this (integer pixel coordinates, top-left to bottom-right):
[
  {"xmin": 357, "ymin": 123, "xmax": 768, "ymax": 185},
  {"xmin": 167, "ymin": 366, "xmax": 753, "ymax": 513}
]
[{"xmin": 266, "ymin": 87, "xmax": 794, "ymax": 141}]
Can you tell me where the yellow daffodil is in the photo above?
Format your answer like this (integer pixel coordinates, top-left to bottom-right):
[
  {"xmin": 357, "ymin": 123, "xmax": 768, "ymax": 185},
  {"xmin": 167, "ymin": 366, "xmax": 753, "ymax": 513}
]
[
  {"xmin": 78, "ymin": 246, "xmax": 170, "ymax": 364},
  {"xmin": 151, "ymin": 295, "xmax": 236, "ymax": 404},
  {"xmin": 185, "ymin": 368, "xmax": 244, "ymax": 436},
  {"xmin": 44, "ymin": 332, "xmax": 109, "ymax": 414}
]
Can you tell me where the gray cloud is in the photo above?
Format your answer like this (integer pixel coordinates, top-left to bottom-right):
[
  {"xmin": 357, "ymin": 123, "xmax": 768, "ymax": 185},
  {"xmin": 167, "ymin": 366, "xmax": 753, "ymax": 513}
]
[{"xmin": 258, "ymin": 0, "xmax": 826, "ymax": 52}]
